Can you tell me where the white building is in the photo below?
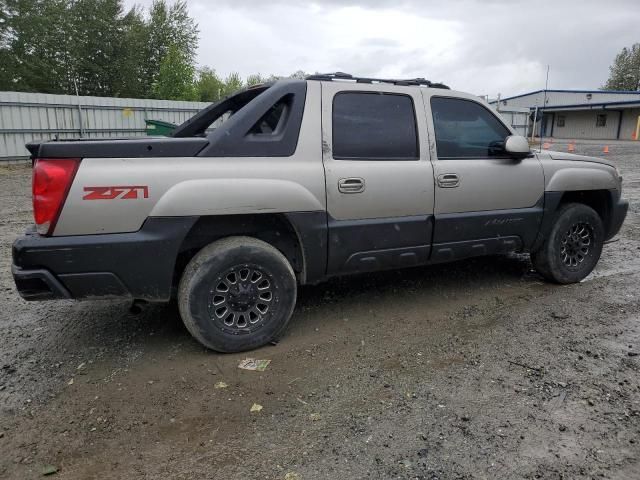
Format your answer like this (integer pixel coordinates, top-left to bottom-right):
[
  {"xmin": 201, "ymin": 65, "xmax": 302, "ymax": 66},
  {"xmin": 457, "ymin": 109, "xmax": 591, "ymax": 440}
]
[{"xmin": 490, "ymin": 89, "xmax": 640, "ymax": 140}]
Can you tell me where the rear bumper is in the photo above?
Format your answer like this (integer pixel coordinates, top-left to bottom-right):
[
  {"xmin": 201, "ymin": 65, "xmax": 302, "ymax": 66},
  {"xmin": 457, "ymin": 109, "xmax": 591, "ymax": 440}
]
[
  {"xmin": 12, "ymin": 217, "xmax": 197, "ymax": 302},
  {"xmin": 12, "ymin": 264, "xmax": 72, "ymax": 300},
  {"xmin": 606, "ymin": 198, "xmax": 628, "ymax": 240}
]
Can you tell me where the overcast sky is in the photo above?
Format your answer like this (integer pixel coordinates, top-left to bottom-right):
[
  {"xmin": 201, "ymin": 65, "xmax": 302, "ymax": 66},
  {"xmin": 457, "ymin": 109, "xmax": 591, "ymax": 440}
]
[{"xmin": 125, "ymin": 0, "xmax": 640, "ymax": 97}]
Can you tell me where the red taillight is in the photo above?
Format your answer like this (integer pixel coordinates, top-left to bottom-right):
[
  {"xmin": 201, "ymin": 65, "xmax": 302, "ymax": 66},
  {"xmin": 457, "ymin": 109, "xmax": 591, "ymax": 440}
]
[{"xmin": 32, "ymin": 158, "xmax": 80, "ymax": 235}]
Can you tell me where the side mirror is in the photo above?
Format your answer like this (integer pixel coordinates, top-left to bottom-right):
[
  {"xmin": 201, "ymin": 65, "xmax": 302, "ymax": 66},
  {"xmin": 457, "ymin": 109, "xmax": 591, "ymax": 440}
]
[{"xmin": 504, "ymin": 135, "xmax": 531, "ymax": 159}]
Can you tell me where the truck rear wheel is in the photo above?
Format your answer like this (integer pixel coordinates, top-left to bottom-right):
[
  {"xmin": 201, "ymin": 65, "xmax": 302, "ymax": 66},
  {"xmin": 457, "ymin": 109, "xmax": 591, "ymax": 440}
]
[
  {"xmin": 531, "ymin": 203, "xmax": 604, "ymax": 284},
  {"xmin": 178, "ymin": 236, "xmax": 297, "ymax": 352}
]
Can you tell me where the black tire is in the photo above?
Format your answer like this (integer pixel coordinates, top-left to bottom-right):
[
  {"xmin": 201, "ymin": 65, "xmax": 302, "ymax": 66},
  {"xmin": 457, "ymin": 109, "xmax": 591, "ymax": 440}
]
[
  {"xmin": 531, "ymin": 203, "xmax": 604, "ymax": 284},
  {"xmin": 178, "ymin": 236, "xmax": 297, "ymax": 352}
]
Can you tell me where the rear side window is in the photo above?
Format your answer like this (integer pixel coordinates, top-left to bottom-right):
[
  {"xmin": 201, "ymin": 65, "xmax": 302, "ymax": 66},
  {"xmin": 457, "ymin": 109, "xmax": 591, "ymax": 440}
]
[
  {"xmin": 431, "ymin": 97, "xmax": 511, "ymax": 159},
  {"xmin": 332, "ymin": 92, "xmax": 419, "ymax": 160}
]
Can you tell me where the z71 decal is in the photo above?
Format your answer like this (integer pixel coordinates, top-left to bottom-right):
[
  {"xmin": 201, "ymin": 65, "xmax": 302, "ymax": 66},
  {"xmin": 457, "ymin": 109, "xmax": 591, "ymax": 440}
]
[{"xmin": 83, "ymin": 186, "xmax": 149, "ymax": 200}]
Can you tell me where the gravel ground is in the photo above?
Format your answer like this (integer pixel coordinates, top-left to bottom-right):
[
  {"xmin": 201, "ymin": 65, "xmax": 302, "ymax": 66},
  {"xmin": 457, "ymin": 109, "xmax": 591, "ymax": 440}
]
[{"xmin": 0, "ymin": 142, "xmax": 639, "ymax": 479}]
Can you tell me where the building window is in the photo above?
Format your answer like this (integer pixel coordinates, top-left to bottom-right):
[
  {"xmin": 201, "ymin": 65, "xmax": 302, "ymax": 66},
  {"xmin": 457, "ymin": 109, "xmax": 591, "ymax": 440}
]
[
  {"xmin": 596, "ymin": 114, "xmax": 607, "ymax": 127},
  {"xmin": 557, "ymin": 115, "xmax": 566, "ymax": 127}
]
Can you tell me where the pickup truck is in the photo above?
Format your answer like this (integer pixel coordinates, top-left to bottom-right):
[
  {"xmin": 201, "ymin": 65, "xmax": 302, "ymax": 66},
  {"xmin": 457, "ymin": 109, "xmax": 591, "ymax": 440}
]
[{"xmin": 12, "ymin": 73, "xmax": 628, "ymax": 352}]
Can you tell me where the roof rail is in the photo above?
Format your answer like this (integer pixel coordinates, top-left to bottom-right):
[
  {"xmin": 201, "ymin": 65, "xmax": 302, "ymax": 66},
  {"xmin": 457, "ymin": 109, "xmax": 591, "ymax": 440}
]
[{"xmin": 305, "ymin": 72, "xmax": 450, "ymax": 90}]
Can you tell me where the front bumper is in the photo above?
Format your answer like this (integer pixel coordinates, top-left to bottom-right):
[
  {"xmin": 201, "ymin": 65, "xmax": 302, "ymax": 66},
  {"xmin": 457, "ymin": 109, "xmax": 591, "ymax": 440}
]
[
  {"xmin": 606, "ymin": 198, "xmax": 629, "ymax": 240},
  {"xmin": 12, "ymin": 217, "xmax": 197, "ymax": 301}
]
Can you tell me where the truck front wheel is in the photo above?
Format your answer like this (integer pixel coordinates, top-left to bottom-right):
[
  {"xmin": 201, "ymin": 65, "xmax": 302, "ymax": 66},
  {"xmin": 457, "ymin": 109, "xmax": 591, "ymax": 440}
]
[
  {"xmin": 178, "ymin": 236, "xmax": 297, "ymax": 352},
  {"xmin": 531, "ymin": 203, "xmax": 604, "ymax": 284}
]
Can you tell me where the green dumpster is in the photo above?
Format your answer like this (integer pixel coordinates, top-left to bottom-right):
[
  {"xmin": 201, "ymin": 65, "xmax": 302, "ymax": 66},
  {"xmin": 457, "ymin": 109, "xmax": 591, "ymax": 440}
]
[{"xmin": 144, "ymin": 119, "xmax": 176, "ymax": 136}]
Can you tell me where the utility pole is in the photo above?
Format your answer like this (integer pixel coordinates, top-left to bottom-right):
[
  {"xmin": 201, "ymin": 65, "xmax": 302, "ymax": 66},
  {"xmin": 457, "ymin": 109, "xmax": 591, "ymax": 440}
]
[
  {"xmin": 73, "ymin": 78, "xmax": 85, "ymax": 138},
  {"xmin": 531, "ymin": 106, "xmax": 538, "ymax": 143},
  {"xmin": 539, "ymin": 65, "xmax": 550, "ymax": 150}
]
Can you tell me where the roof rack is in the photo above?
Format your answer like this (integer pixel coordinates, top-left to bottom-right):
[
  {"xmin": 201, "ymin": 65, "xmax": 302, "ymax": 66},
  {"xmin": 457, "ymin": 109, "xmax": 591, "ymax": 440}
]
[{"xmin": 305, "ymin": 72, "xmax": 450, "ymax": 90}]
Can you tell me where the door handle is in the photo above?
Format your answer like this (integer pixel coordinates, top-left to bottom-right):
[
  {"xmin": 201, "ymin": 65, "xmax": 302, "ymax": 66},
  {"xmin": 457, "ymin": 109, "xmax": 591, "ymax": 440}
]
[
  {"xmin": 437, "ymin": 173, "xmax": 460, "ymax": 188},
  {"xmin": 338, "ymin": 177, "xmax": 365, "ymax": 194}
]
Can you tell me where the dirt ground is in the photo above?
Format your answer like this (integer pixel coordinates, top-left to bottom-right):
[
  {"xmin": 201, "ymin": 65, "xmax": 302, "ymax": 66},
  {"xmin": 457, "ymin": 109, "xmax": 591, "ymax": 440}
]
[{"xmin": 1, "ymin": 141, "xmax": 639, "ymax": 480}]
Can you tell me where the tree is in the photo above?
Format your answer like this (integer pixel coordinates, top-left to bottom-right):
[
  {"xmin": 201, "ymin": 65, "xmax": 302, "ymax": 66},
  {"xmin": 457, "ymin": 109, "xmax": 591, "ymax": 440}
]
[
  {"xmin": 221, "ymin": 72, "xmax": 243, "ymax": 97},
  {"xmin": 152, "ymin": 43, "xmax": 197, "ymax": 100},
  {"xmin": 246, "ymin": 73, "xmax": 267, "ymax": 86},
  {"xmin": 603, "ymin": 43, "xmax": 640, "ymax": 91},
  {"xmin": 196, "ymin": 67, "xmax": 224, "ymax": 102},
  {"xmin": 289, "ymin": 70, "xmax": 309, "ymax": 80},
  {"xmin": 0, "ymin": 0, "xmax": 71, "ymax": 93},
  {"xmin": 0, "ymin": 0, "xmax": 11, "ymax": 50},
  {"xmin": 67, "ymin": 0, "xmax": 129, "ymax": 97},
  {"xmin": 111, "ymin": 6, "xmax": 150, "ymax": 98},
  {"xmin": 0, "ymin": 0, "xmax": 199, "ymax": 98},
  {"xmin": 142, "ymin": 0, "xmax": 198, "ymax": 96}
]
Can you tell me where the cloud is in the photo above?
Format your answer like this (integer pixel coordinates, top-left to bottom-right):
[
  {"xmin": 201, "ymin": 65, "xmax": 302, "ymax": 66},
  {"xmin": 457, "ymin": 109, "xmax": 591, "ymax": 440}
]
[{"xmin": 124, "ymin": 0, "xmax": 640, "ymax": 96}]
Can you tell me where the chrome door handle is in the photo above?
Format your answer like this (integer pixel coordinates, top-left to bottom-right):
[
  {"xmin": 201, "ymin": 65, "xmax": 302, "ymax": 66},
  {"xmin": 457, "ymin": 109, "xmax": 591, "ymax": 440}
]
[
  {"xmin": 338, "ymin": 177, "xmax": 365, "ymax": 194},
  {"xmin": 437, "ymin": 173, "xmax": 460, "ymax": 188}
]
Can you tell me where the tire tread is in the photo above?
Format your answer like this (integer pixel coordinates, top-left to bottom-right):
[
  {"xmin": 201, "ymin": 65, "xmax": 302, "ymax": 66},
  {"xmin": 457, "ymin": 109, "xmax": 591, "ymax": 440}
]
[
  {"xmin": 531, "ymin": 202, "xmax": 604, "ymax": 284},
  {"xmin": 178, "ymin": 236, "xmax": 297, "ymax": 352}
]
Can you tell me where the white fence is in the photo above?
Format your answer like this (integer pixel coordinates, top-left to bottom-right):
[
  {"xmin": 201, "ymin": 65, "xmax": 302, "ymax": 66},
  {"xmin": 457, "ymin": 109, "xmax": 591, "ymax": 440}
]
[{"xmin": 0, "ymin": 91, "xmax": 210, "ymax": 159}]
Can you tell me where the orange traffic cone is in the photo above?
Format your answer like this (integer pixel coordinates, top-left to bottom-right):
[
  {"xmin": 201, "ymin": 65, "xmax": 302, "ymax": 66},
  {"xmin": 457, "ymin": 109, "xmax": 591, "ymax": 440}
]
[
  {"xmin": 603, "ymin": 145, "xmax": 609, "ymax": 154},
  {"xmin": 568, "ymin": 143, "xmax": 575, "ymax": 152}
]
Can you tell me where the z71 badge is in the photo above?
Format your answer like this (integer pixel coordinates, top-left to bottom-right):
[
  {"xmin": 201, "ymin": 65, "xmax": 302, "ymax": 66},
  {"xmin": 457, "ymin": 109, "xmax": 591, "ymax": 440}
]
[{"xmin": 83, "ymin": 186, "xmax": 149, "ymax": 200}]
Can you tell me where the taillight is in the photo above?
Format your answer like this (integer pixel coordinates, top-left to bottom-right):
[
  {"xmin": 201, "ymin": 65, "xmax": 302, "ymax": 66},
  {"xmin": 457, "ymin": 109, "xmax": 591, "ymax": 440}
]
[{"xmin": 32, "ymin": 158, "xmax": 80, "ymax": 235}]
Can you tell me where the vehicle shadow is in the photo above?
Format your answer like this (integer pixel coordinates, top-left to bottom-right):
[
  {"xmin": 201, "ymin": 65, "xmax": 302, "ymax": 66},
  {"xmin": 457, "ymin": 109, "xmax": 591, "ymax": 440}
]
[
  {"xmin": 40, "ymin": 254, "xmax": 537, "ymax": 358},
  {"xmin": 0, "ymin": 253, "xmax": 540, "ymax": 408},
  {"xmin": 297, "ymin": 253, "xmax": 536, "ymax": 309}
]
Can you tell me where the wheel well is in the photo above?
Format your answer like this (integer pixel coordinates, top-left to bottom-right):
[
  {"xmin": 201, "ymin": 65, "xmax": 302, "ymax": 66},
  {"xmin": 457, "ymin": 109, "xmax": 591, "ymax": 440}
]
[
  {"xmin": 559, "ymin": 189, "xmax": 613, "ymax": 232},
  {"xmin": 173, "ymin": 214, "xmax": 304, "ymax": 290}
]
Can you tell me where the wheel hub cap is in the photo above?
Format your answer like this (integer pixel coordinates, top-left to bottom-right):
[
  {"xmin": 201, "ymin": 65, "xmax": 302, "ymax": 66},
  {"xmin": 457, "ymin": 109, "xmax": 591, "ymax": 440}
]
[
  {"xmin": 560, "ymin": 223, "xmax": 592, "ymax": 267},
  {"xmin": 208, "ymin": 266, "xmax": 274, "ymax": 330}
]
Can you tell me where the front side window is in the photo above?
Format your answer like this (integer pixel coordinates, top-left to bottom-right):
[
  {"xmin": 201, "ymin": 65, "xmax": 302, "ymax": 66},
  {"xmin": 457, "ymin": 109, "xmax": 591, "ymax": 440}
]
[
  {"xmin": 332, "ymin": 92, "xmax": 419, "ymax": 160},
  {"xmin": 596, "ymin": 114, "xmax": 607, "ymax": 127},
  {"xmin": 557, "ymin": 115, "xmax": 566, "ymax": 127},
  {"xmin": 431, "ymin": 97, "xmax": 511, "ymax": 159}
]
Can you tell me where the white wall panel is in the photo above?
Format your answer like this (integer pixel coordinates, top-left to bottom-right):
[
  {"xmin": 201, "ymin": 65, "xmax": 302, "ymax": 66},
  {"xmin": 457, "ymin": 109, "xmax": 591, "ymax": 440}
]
[{"xmin": 0, "ymin": 91, "xmax": 210, "ymax": 158}]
